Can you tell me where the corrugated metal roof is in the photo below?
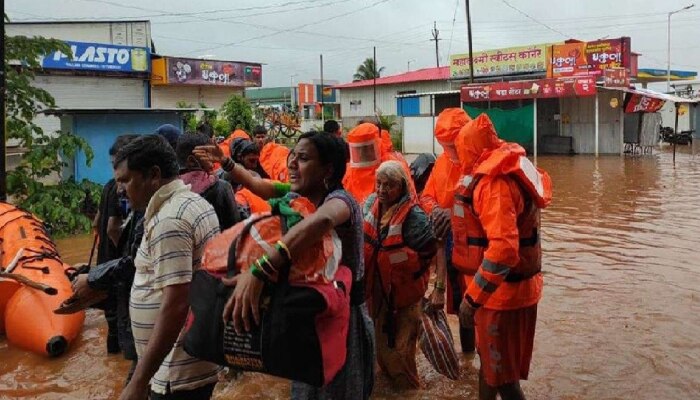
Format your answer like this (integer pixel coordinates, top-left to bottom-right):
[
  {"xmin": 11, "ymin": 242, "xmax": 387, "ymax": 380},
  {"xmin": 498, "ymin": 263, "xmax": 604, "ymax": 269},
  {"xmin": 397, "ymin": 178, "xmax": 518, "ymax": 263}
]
[{"xmin": 335, "ymin": 66, "xmax": 449, "ymax": 89}]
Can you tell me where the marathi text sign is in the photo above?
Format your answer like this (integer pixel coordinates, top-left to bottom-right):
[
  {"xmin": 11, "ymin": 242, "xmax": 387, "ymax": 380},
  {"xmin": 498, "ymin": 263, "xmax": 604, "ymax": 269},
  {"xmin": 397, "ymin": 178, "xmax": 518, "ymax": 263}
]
[
  {"xmin": 548, "ymin": 38, "xmax": 631, "ymax": 78},
  {"xmin": 624, "ymin": 94, "xmax": 665, "ymax": 113},
  {"xmin": 449, "ymin": 44, "xmax": 549, "ymax": 79},
  {"xmin": 461, "ymin": 77, "xmax": 596, "ymax": 102},
  {"xmin": 166, "ymin": 57, "xmax": 262, "ymax": 87},
  {"xmin": 604, "ymin": 68, "xmax": 630, "ymax": 88},
  {"xmin": 41, "ymin": 41, "xmax": 150, "ymax": 73}
]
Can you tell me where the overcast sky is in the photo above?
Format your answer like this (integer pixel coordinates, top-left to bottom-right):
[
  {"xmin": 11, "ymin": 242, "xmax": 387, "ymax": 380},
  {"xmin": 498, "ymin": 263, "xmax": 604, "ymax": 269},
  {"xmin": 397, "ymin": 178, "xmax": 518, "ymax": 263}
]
[{"xmin": 7, "ymin": 0, "xmax": 700, "ymax": 89}]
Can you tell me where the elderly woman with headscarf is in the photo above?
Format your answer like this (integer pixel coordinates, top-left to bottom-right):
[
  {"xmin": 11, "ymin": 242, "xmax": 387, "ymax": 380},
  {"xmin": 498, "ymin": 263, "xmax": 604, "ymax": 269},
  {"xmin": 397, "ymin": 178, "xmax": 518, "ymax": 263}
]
[{"xmin": 362, "ymin": 160, "xmax": 437, "ymax": 389}]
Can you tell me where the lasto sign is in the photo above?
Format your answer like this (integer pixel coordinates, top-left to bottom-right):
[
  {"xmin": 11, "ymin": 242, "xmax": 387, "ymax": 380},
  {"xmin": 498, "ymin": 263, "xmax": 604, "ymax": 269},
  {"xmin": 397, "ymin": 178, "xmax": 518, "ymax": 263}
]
[{"xmin": 42, "ymin": 41, "xmax": 150, "ymax": 73}]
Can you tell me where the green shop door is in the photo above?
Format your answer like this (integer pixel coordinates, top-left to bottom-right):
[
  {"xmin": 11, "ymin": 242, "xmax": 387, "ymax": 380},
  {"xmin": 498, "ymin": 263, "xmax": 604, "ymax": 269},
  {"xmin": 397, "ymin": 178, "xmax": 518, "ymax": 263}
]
[{"xmin": 463, "ymin": 101, "xmax": 534, "ymax": 152}]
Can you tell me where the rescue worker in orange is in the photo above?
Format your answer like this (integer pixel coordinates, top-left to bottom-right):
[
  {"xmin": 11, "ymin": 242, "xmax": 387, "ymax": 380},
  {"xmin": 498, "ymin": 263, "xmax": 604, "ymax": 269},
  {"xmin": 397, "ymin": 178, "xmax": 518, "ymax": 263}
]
[
  {"xmin": 229, "ymin": 138, "xmax": 272, "ymax": 216},
  {"xmin": 418, "ymin": 108, "xmax": 474, "ymax": 352},
  {"xmin": 216, "ymin": 129, "xmax": 251, "ymax": 172},
  {"xmin": 253, "ymin": 125, "xmax": 289, "ymax": 182},
  {"xmin": 363, "ymin": 160, "xmax": 436, "ymax": 389},
  {"xmin": 343, "ymin": 123, "xmax": 415, "ymax": 206},
  {"xmin": 453, "ymin": 114, "xmax": 552, "ymax": 400}
]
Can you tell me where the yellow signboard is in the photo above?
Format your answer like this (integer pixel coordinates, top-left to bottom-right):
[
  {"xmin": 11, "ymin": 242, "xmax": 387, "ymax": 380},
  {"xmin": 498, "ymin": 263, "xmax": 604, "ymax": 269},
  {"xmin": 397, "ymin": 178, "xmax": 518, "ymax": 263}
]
[{"xmin": 449, "ymin": 44, "xmax": 550, "ymax": 79}]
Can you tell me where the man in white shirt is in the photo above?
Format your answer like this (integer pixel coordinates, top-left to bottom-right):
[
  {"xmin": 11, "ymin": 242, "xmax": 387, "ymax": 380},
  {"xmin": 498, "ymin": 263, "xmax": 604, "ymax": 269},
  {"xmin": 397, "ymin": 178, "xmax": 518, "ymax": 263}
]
[{"xmin": 114, "ymin": 134, "xmax": 221, "ymax": 400}]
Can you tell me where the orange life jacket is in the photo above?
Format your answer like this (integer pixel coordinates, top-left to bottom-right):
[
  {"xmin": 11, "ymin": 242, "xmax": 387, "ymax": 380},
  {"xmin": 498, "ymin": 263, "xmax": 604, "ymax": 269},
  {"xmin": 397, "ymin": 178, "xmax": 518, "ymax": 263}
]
[
  {"xmin": 363, "ymin": 194, "xmax": 429, "ymax": 310},
  {"xmin": 453, "ymin": 143, "xmax": 552, "ymax": 310},
  {"xmin": 235, "ymin": 188, "xmax": 272, "ymax": 214},
  {"xmin": 452, "ymin": 174, "xmax": 541, "ymax": 277},
  {"xmin": 202, "ymin": 196, "xmax": 341, "ymax": 284}
]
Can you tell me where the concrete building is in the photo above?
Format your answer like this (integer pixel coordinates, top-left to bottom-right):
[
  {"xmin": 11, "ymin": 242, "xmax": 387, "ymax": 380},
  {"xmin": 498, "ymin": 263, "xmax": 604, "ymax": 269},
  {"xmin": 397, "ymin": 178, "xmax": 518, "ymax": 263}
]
[
  {"xmin": 298, "ymin": 80, "xmax": 340, "ymax": 122},
  {"xmin": 7, "ymin": 20, "xmax": 153, "ymax": 139},
  {"xmin": 335, "ymin": 67, "xmax": 457, "ymax": 127},
  {"xmin": 43, "ymin": 108, "xmax": 199, "ymax": 184},
  {"xmin": 150, "ymin": 56, "xmax": 262, "ymax": 109},
  {"xmin": 245, "ymin": 87, "xmax": 296, "ymax": 108}
]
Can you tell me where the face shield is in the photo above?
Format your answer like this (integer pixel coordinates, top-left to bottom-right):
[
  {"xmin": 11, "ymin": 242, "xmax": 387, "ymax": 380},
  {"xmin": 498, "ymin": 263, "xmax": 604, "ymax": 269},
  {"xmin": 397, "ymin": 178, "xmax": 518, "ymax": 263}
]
[
  {"xmin": 349, "ymin": 138, "xmax": 380, "ymax": 168},
  {"xmin": 441, "ymin": 142, "xmax": 460, "ymax": 163}
]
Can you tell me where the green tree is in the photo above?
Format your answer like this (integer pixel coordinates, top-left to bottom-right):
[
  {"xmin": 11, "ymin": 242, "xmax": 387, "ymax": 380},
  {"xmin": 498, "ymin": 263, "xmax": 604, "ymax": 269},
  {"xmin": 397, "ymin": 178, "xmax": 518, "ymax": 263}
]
[
  {"xmin": 176, "ymin": 101, "xmax": 231, "ymax": 137},
  {"xmin": 176, "ymin": 100, "xmax": 198, "ymax": 132},
  {"xmin": 353, "ymin": 57, "xmax": 385, "ymax": 81},
  {"xmin": 4, "ymin": 17, "xmax": 101, "ymax": 236},
  {"xmin": 377, "ymin": 113, "xmax": 402, "ymax": 152},
  {"xmin": 221, "ymin": 94, "xmax": 254, "ymax": 133}
]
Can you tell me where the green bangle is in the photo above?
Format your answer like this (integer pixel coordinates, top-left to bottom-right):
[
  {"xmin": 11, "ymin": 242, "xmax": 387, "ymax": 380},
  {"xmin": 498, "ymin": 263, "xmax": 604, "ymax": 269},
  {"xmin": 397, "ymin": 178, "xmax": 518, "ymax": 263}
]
[
  {"xmin": 257, "ymin": 256, "xmax": 277, "ymax": 277},
  {"xmin": 250, "ymin": 264, "xmax": 269, "ymax": 282},
  {"xmin": 434, "ymin": 281, "xmax": 446, "ymax": 291}
]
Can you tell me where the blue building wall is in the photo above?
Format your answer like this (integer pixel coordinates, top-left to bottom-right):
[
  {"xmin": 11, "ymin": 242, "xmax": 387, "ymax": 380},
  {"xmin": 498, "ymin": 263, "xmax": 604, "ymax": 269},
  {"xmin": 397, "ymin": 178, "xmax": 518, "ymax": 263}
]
[{"xmin": 72, "ymin": 113, "xmax": 183, "ymax": 184}]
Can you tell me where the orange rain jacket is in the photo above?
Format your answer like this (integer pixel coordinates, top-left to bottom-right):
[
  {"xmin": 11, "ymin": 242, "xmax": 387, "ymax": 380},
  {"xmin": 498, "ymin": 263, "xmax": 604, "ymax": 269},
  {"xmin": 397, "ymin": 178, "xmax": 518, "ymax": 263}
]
[
  {"xmin": 215, "ymin": 129, "xmax": 251, "ymax": 171},
  {"xmin": 260, "ymin": 142, "xmax": 290, "ymax": 182},
  {"xmin": 343, "ymin": 123, "xmax": 416, "ymax": 206},
  {"xmin": 452, "ymin": 114, "xmax": 552, "ymax": 311},
  {"xmin": 219, "ymin": 129, "xmax": 251, "ymax": 159},
  {"xmin": 419, "ymin": 108, "xmax": 471, "ymax": 213}
]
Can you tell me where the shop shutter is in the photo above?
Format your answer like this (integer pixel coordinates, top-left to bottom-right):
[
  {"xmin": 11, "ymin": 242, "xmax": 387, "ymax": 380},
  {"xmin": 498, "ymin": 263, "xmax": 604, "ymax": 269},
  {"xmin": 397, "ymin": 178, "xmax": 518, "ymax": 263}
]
[{"xmin": 32, "ymin": 75, "xmax": 146, "ymax": 136}]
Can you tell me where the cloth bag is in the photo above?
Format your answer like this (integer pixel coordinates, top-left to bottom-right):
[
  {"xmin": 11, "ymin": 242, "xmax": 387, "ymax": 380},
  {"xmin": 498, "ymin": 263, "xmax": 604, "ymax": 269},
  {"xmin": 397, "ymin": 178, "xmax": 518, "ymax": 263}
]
[{"xmin": 418, "ymin": 298, "xmax": 460, "ymax": 380}]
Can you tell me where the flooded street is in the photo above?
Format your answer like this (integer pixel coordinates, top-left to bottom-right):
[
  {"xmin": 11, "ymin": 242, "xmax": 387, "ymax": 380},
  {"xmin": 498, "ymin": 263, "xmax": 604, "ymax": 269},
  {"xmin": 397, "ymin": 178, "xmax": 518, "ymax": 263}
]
[{"xmin": 2, "ymin": 149, "xmax": 700, "ymax": 399}]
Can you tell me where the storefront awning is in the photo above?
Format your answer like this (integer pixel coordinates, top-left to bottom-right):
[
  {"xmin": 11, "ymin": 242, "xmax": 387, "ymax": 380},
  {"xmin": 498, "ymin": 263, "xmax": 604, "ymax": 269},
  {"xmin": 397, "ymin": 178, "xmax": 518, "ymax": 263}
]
[{"xmin": 599, "ymin": 87, "xmax": 700, "ymax": 113}]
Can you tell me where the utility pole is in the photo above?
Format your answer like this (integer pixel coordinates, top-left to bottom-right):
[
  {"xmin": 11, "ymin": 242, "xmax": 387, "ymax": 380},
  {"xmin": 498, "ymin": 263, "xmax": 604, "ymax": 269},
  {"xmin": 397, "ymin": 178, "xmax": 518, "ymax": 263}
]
[
  {"xmin": 373, "ymin": 46, "xmax": 377, "ymax": 114},
  {"xmin": 465, "ymin": 0, "xmax": 474, "ymax": 83},
  {"xmin": 430, "ymin": 21, "xmax": 441, "ymax": 68},
  {"xmin": 667, "ymin": 4, "xmax": 695, "ymax": 93},
  {"xmin": 1, "ymin": 0, "xmax": 7, "ymax": 201},
  {"xmin": 320, "ymin": 54, "xmax": 325, "ymax": 123},
  {"xmin": 290, "ymin": 74, "xmax": 297, "ymax": 112}
]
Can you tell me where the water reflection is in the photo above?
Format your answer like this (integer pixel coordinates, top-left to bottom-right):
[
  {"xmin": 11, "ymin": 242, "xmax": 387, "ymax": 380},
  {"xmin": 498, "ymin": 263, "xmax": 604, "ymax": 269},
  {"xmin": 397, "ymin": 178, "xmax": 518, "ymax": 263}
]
[{"xmin": 2, "ymin": 150, "xmax": 700, "ymax": 399}]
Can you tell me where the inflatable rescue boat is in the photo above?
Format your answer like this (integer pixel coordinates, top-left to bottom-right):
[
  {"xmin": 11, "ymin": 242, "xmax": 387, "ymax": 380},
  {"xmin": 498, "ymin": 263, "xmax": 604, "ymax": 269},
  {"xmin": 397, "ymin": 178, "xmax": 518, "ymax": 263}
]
[{"xmin": 0, "ymin": 202, "xmax": 84, "ymax": 357}]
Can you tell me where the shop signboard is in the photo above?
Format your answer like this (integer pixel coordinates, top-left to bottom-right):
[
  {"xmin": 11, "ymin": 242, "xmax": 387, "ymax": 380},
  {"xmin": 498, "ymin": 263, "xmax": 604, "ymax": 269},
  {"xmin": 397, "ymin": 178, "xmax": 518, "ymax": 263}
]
[
  {"xmin": 461, "ymin": 77, "xmax": 596, "ymax": 102},
  {"xmin": 548, "ymin": 37, "xmax": 631, "ymax": 78},
  {"xmin": 41, "ymin": 41, "xmax": 150, "ymax": 73},
  {"xmin": 603, "ymin": 67, "xmax": 630, "ymax": 88},
  {"xmin": 449, "ymin": 44, "xmax": 549, "ymax": 79},
  {"xmin": 166, "ymin": 57, "xmax": 262, "ymax": 87},
  {"xmin": 624, "ymin": 94, "xmax": 665, "ymax": 113}
]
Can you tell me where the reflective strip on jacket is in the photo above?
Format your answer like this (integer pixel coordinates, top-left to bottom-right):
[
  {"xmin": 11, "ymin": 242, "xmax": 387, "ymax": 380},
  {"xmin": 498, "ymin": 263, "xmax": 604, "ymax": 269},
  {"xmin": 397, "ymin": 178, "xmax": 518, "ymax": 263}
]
[{"xmin": 458, "ymin": 173, "xmax": 544, "ymax": 311}]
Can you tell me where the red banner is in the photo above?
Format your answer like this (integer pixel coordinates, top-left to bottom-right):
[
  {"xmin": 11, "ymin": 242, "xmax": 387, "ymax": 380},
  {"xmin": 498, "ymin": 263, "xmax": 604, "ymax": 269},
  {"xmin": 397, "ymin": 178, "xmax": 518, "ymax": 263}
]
[
  {"xmin": 548, "ymin": 37, "xmax": 631, "ymax": 78},
  {"xmin": 624, "ymin": 94, "xmax": 665, "ymax": 113},
  {"xmin": 461, "ymin": 77, "xmax": 596, "ymax": 102}
]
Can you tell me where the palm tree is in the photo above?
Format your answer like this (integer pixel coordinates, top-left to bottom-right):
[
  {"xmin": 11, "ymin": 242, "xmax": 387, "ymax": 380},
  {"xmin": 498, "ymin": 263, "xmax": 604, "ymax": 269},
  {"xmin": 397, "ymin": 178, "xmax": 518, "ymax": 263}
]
[{"xmin": 353, "ymin": 57, "xmax": 385, "ymax": 81}]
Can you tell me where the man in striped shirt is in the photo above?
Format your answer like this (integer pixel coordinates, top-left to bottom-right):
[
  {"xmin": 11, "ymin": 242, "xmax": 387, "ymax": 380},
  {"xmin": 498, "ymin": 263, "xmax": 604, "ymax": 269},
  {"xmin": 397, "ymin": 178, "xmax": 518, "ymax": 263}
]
[{"xmin": 114, "ymin": 135, "xmax": 221, "ymax": 400}]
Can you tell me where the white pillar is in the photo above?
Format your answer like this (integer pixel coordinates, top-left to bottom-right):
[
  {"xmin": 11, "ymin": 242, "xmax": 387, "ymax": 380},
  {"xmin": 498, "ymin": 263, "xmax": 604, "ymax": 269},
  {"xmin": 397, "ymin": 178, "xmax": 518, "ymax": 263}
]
[
  {"xmin": 595, "ymin": 92, "xmax": 600, "ymax": 157},
  {"xmin": 619, "ymin": 95, "xmax": 625, "ymax": 156},
  {"xmin": 533, "ymin": 98, "xmax": 538, "ymax": 163}
]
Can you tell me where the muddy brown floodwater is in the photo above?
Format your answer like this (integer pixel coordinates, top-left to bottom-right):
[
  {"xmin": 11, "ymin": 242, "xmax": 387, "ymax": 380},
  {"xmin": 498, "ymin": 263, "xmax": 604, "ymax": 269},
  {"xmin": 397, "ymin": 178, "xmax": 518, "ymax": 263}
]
[{"xmin": 2, "ymin": 149, "xmax": 700, "ymax": 399}]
